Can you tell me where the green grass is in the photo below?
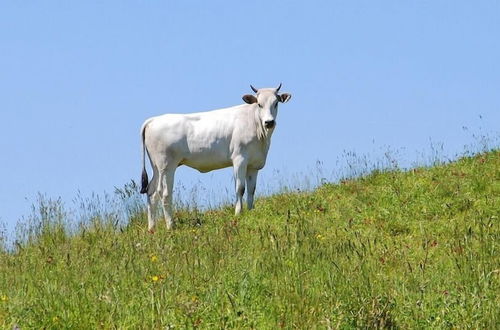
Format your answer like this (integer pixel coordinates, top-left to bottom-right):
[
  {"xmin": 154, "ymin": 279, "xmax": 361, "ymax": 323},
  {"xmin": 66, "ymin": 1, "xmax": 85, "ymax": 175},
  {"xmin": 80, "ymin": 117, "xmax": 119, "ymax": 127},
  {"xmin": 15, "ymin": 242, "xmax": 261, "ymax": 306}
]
[{"xmin": 1, "ymin": 150, "xmax": 499, "ymax": 328}]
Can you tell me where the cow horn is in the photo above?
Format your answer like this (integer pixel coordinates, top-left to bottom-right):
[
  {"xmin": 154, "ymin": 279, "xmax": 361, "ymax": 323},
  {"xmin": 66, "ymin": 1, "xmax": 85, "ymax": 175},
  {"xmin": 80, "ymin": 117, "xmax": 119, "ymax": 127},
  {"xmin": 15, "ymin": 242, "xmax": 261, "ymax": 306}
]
[
  {"xmin": 250, "ymin": 85, "xmax": 258, "ymax": 93},
  {"xmin": 276, "ymin": 83, "xmax": 282, "ymax": 92}
]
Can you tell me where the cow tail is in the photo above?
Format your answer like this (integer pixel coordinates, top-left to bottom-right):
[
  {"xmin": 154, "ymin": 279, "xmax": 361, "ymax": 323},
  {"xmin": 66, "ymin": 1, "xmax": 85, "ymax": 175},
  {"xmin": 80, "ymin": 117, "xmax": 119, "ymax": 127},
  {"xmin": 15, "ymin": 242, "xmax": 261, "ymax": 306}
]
[{"xmin": 140, "ymin": 121, "xmax": 149, "ymax": 194}]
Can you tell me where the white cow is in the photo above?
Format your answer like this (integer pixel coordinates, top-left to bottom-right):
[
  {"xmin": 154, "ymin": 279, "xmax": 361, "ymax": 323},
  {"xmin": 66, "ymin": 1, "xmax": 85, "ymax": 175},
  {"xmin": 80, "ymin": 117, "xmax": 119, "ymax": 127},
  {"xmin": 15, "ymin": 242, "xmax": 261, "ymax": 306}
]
[{"xmin": 140, "ymin": 84, "xmax": 291, "ymax": 231}]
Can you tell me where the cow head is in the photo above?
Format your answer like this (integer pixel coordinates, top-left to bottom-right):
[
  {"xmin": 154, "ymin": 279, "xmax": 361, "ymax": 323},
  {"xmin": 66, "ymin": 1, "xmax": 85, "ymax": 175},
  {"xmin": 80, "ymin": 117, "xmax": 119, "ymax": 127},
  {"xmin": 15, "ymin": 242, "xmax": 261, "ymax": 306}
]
[{"xmin": 242, "ymin": 83, "xmax": 292, "ymax": 130}]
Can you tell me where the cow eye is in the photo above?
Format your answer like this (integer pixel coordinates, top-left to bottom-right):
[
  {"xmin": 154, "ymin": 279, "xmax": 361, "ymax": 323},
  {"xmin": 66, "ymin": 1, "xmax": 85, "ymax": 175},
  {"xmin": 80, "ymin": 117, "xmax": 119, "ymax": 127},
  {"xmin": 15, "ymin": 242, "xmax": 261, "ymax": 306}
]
[{"xmin": 258, "ymin": 104, "xmax": 263, "ymax": 108}]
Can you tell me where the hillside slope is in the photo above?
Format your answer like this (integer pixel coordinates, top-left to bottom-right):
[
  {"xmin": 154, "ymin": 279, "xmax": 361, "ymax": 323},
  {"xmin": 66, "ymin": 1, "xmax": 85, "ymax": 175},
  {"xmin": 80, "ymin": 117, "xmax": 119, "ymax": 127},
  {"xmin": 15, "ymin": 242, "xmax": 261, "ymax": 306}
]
[{"xmin": 1, "ymin": 150, "xmax": 499, "ymax": 328}]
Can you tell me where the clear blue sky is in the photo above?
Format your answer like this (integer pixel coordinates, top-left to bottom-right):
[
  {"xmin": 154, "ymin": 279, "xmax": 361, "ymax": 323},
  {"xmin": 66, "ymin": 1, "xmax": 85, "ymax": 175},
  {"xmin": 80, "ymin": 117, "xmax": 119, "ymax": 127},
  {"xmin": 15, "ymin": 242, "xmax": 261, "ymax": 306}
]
[{"xmin": 1, "ymin": 1, "xmax": 499, "ymax": 234}]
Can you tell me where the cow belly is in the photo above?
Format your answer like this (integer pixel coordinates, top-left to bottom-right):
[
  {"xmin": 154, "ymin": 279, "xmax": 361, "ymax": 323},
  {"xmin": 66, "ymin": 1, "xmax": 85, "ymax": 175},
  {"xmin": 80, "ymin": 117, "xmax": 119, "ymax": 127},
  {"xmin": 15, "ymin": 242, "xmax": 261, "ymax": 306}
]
[
  {"xmin": 180, "ymin": 155, "xmax": 232, "ymax": 173},
  {"xmin": 248, "ymin": 158, "xmax": 266, "ymax": 170}
]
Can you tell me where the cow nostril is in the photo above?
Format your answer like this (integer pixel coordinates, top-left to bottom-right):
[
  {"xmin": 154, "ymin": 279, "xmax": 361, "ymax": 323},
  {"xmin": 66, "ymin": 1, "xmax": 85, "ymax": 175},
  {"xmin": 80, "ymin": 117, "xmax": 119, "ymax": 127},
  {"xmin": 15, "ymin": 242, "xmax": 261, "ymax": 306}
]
[{"xmin": 265, "ymin": 120, "xmax": 275, "ymax": 129}]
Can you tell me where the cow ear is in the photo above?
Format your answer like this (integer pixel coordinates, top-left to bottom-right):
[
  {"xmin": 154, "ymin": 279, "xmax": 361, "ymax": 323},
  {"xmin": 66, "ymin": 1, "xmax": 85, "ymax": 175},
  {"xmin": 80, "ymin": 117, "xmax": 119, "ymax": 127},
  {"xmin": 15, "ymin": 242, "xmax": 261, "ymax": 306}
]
[
  {"xmin": 279, "ymin": 93, "xmax": 292, "ymax": 103},
  {"xmin": 242, "ymin": 94, "xmax": 258, "ymax": 104}
]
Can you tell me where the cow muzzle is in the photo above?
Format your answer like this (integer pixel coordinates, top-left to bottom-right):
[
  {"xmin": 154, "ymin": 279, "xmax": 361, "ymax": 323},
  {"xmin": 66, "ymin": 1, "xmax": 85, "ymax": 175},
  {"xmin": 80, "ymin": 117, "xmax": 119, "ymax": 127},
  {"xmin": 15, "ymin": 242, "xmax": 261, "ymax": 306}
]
[{"xmin": 264, "ymin": 120, "xmax": 276, "ymax": 129}]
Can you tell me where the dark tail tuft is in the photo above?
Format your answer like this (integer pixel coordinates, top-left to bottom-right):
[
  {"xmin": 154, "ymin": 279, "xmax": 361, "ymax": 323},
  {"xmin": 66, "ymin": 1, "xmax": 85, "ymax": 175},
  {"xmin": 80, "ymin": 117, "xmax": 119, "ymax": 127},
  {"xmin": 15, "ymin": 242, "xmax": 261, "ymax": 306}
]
[{"xmin": 140, "ymin": 168, "xmax": 149, "ymax": 194}]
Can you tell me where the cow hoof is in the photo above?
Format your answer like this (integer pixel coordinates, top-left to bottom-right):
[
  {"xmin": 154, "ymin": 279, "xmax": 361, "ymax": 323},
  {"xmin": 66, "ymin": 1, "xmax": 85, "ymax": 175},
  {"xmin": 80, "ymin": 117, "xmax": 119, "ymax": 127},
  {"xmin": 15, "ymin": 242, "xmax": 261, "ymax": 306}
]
[{"xmin": 148, "ymin": 229, "xmax": 155, "ymax": 234}]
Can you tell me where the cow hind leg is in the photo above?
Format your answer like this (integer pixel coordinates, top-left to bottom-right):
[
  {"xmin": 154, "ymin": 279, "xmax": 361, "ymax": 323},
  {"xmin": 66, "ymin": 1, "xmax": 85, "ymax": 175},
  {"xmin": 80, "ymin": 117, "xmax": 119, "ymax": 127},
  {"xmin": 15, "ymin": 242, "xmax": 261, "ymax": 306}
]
[
  {"xmin": 147, "ymin": 192, "xmax": 160, "ymax": 232},
  {"xmin": 146, "ymin": 167, "xmax": 160, "ymax": 232},
  {"xmin": 160, "ymin": 166, "xmax": 176, "ymax": 229}
]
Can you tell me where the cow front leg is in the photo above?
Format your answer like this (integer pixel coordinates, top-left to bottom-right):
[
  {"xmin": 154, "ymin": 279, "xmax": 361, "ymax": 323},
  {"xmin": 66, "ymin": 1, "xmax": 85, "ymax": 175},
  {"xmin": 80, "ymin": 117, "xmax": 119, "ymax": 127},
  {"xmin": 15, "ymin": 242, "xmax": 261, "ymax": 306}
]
[
  {"xmin": 160, "ymin": 167, "xmax": 176, "ymax": 229},
  {"xmin": 233, "ymin": 158, "xmax": 247, "ymax": 215},
  {"xmin": 246, "ymin": 169, "xmax": 258, "ymax": 210}
]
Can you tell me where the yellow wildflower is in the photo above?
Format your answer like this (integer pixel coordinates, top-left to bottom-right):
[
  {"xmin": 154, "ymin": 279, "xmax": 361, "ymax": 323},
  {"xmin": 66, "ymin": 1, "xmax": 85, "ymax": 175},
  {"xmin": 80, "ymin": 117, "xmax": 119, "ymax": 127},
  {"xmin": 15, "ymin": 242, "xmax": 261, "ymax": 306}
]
[
  {"xmin": 52, "ymin": 316, "xmax": 59, "ymax": 323},
  {"xmin": 150, "ymin": 255, "xmax": 158, "ymax": 262},
  {"xmin": 316, "ymin": 234, "xmax": 325, "ymax": 241},
  {"xmin": 151, "ymin": 275, "xmax": 159, "ymax": 282},
  {"xmin": 1, "ymin": 295, "xmax": 8, "ymax": 302}
]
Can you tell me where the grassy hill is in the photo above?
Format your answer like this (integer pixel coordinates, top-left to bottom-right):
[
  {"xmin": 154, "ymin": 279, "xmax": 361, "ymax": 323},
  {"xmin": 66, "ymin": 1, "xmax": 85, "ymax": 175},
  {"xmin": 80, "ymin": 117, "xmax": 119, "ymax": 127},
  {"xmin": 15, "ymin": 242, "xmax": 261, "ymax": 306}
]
[{"xmin": 1, "ymin": 150, "xmax": 499, "ymax": 328}]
